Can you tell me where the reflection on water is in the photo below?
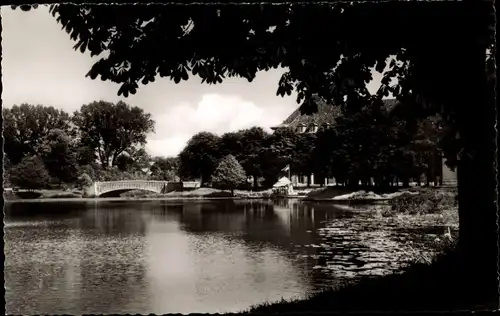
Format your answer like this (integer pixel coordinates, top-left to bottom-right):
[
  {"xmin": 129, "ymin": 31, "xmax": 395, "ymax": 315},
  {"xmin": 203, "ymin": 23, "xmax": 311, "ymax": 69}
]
[{"xmin": 4, "ymin": 199, "xmax": 453, "ymax": 314}]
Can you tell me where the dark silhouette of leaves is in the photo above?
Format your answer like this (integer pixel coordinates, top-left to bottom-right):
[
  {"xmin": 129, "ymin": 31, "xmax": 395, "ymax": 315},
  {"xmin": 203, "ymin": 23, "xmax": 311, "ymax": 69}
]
[{"xmin": 2, "ymin": 104, "xmax": 72, "ymax": 164}]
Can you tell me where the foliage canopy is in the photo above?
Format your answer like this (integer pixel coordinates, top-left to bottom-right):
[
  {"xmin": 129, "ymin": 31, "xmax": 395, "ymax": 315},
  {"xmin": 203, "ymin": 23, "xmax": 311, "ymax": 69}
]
[
  {"xmin": 36, "ymin": 3, "xmax": 493, "ymax": 119},
  {"xmin": 211, "ymin": 154, "xmax": 247, "ymax": 194},
  {"xmin": 72, "ymin": 100, "xmax": 155, "ymax": 168},
  {"xmin": 8, "ymin": 156, "xmax": 51, "ymax": 190},
  {"xmin": 2, "ymin": 104, "xmax": 72, "ymax": 164}
]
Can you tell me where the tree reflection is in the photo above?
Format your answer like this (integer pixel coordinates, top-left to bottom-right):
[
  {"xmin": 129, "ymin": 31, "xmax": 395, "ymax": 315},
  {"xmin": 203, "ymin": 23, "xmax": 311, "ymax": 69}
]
[
  {"xmin": 4, "ymin": 201, "xmax": 89, "ymax": 220},
  {"xmin": 6, "ymin": 199, "xmax": 445, "ymax": 314}
]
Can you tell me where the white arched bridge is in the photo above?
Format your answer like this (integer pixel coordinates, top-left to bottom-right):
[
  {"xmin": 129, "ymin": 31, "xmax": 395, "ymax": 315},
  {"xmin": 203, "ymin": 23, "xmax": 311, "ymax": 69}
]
[{"xmin": 85, "ymin": 180, "xmax": 200, "ymax": 197}]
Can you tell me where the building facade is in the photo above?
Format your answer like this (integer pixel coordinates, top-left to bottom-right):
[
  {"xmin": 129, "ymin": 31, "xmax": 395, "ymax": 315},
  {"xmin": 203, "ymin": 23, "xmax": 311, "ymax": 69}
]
[{"xmin": 271, "ymin": 96, "xmax": 457, "ymax": 188}]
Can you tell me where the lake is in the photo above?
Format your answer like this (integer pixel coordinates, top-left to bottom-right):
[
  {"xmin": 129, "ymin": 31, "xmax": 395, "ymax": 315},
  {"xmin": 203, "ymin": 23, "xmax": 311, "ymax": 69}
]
[{"xmin": 4, "ymin": 199, "xmax": 451, "ymax": 314}]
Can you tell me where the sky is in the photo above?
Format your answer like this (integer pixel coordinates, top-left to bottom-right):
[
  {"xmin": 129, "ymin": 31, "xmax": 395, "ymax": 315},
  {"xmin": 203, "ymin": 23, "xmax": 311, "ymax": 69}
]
[{"xmin": 1, "ymin": 5, "xmax": 385, "ymax": 158}]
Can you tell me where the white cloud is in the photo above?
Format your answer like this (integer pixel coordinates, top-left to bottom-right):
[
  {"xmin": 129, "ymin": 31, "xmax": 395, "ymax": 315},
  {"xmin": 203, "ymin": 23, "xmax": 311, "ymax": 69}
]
[
  {"xmin": 146, "ymin": 135, "xmax": 192, "ymax": 158},
  {"xmin": 145, "ymin": 93, "xmax": 293, "ymax": 157}
]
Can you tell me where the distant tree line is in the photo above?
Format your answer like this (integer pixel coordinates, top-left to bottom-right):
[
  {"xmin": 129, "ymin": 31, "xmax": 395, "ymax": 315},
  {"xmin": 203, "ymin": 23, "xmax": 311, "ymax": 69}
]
[
  {"xmin": 178, "ymin": 102, "xmax": 449, "ymax": 190},
  {"xmin": 2, "ymin": 101, "xmax": 178, "ymax": 190},
  {"xmin": 3, "ymin": 100, "xmax": 448, "ymax": 192}
]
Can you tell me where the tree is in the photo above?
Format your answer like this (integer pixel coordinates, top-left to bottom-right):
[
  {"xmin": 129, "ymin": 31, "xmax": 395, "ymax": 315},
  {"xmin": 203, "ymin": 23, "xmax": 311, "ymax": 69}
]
[
  {"xmin": 8, "ymin": 156, "xmax": 51, "ymax": 190},
  {"xmin": 219, "ymin": 132, "xmax": 245, "ymax": 160},
  {"xmin": 320, "ymin": 104, "xmax": 443, "ymax": 188},
  {"xmin": 74, "ymin": 142, "xmax": 97, "ymax": 166},
  {"xmin": 2, "ymin": 104, "xmax": 72, "ymax": 164},
  {"xmin": 115, "ymin": 153, "xmax": 134, "ymax": 172},
  {"xmin": 36, "ymin": 128, "xmax": 79, "ymax": 183},
  {"xmin": 218, "ymin": 128, "xmax": 270, "ymax": 188},
  {"xmin": 326, "ymin": 104, "xmax": 393, "ymax": 187},
  {"xmin": 72, "ymin": 100, "xmax": 155, "ymax": 169},
  {"xmin": 312, "ymin": 126, "xmax": 337, "ymax": 184},
  {"xmin": 150, "ymin": 156, "xmax": 179, "ymax": 181},
  {"xmin": 260, "ymin": 128, "xmax": 298, "ymax": 187},
  {"xmin": 22, "ymin": 2, "xmax": 497, "ymax": 304},
  {"xmin": 211, "ymin": 154, "xmax": 247, "ymax": 196},
  {"xmin": 238, "ymin": 127, "xmax": 270, "ymax": 188},
  {"xmin": 178, "ymin": 132, "xmax": 221, "ymax": 184},
  {"xmin": 292, "ymin": 133, "xmax": 317, "ymax": 186},
  {"xmin": 127, "ymin": 146, "xmax": 153, "ymax": 172}
]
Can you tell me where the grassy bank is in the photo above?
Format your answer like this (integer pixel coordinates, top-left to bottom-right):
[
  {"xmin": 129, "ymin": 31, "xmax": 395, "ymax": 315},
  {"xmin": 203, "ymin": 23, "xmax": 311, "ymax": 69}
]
[
  {"xmin": 3, "ymin": 189, "xmax": 83, "ymax": 200},
  {"xmin": 304, "ymin": 185, "xmax": 456, "ymax": 205},
  {"xmin": 389, "ymin": 187, "xmax": 457, "ymax": 213},
  {"xmin": 113, "ymin": 187, "xmax": 275, "ymax": 199},
  {"xmin": 304, "ymin": 185, "xmax": 405, "ymax": 200}
]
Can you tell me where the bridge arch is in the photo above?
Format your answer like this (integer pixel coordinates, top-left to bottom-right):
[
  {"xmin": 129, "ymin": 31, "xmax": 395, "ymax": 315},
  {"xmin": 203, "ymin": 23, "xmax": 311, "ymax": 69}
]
[
  {"xmin": 84, "ymin": 180, "xmax": 200, "ymax": 197},
  {"xmin": 93, "ymin": 180, "xmax": 168, "ymax": 197}
]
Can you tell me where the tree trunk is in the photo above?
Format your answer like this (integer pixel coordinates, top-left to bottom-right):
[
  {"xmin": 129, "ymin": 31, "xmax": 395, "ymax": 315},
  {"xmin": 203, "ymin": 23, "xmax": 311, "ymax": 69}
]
[
  {"xmin": 111, "ymin": 150, "xmax": 122, "ymax": 167},
  {"xmin": 231, "ymin": 188, "xmax": 234, "ymax": 196},
  {"xmin": 453, "ymin": 38, "xmax": 497, "ymax": 305},
  {"xmin": 253, "ymin": 175, "xmax": 258, "ymax": 189},
  {"xmin": 402, "ymin": 177, "xmax": 410, "ymax": 188}
]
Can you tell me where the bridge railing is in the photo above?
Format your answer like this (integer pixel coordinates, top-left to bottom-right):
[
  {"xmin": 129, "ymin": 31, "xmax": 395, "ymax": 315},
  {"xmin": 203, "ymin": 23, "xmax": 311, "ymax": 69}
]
[
  {"xmin": 95, "ymin": 180, "xmax": 167, "ymax": 184},
  {"xmin": 92, "ymin": 180, "xmax": 201, "ymax": 195},
  {"xmin": 94, "ymin": 180, "xmax": 200, "ymax": 186}
]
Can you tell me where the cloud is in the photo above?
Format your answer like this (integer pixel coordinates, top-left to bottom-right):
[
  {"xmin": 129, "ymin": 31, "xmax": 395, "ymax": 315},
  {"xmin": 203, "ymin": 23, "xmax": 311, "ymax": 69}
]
[
  {"xmin": 146, "ymin": 135, "xmax": 192, "ymax": 158},
  {"xmin": 145, "ymin": 93, "xmax": 293, "ymax": 157}
]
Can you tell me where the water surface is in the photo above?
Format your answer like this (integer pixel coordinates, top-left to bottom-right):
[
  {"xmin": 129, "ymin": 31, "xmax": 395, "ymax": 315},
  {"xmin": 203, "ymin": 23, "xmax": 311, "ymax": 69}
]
[{"xmin": 4, "ymin": 199, "xmax": 452, "ymax": 314}]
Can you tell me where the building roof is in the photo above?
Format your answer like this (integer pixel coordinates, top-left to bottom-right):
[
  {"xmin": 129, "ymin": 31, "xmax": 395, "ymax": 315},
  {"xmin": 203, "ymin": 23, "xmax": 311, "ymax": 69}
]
[{"xmin": 272, "ymin": 95, "xmax": 399, "ymax": 132}]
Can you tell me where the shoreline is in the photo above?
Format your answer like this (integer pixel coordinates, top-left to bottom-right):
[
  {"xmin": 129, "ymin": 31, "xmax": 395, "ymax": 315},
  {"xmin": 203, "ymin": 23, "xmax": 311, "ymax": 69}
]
[
  {"xmin": 3, "ymin": 195, "xmax": 300, "ymax": 203},
  {"xmin": 4, "ymin": 186, "xmax": 453, "ymax": 204},
  {"xmin": 3, "ymin": 195, "xmax": 393, "ymax": 205},
  {"xmin": 3, "ymin": 194, "xmax": 395, "ymax": 204}
]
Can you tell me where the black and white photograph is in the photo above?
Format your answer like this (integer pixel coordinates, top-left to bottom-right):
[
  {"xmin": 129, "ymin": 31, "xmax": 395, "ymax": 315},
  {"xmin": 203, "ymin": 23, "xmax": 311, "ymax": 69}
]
[{"xmin": 2, "ymin": 2, "xmax": 497, "ymax": 314}]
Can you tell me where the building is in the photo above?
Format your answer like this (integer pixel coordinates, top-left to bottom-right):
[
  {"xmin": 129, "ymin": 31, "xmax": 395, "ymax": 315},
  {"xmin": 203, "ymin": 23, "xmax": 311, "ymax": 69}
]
[{"xmin": 271, "ymin": 95, "xmax": 457, "ymax": 188}]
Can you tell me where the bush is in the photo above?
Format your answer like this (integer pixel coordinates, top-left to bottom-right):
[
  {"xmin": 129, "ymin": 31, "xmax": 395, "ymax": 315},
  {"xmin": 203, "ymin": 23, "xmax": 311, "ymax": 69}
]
[
  {"xmin": 389, "ymin": 188, "xmax": 457, "ymax": 214},
  {"xmin": 77, "ymin": 172, "xmax": 93, "ymax": 187},
  {"xmin": 44, "ymin": 192, "xmax": 81, "ymax": 199},
  {"xmin": 15, "ymin": 191, "xmax": 43, "ymax": 199},
  {"xmin": 8, "ymin": 156, "xmax": 51, "ymax": 190},
  {"xmin": 77, "ymin": 164, "xmax": 98, "ymax": 181},
  {"xmin": 120, "ymin": 190, "xmax": 162, "ymax": 198},
  {"xmin": 205, "ymin": 191, "xmax": 234, "ymax": 198}
]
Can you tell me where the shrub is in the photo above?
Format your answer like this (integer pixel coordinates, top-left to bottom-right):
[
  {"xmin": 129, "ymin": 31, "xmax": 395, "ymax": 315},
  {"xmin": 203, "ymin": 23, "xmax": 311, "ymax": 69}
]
[
  {"xmin": 206, "ymin": 191, "xmax": 233, "ymax": 198},
  {"xmin": 15, "ymin": 191, "xmax": 43, "ymax": 199},
  {"xmin": 44, "ymin": 192, "xmax": 81, "ymax": 199},
  {"xmin": 120, "ymin": 190, "xmax": 161, "ymax": 198},
  {"xmin": 389, "ymin": 188, "xmax": 457, "ymax": 214},
  {"xmin": 8, "ymin": 156, "xmax": 51, "ymax": 190},
  {"xmin": 77, "ymin": 172, "xmax": 93, "ymax": 187}
]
